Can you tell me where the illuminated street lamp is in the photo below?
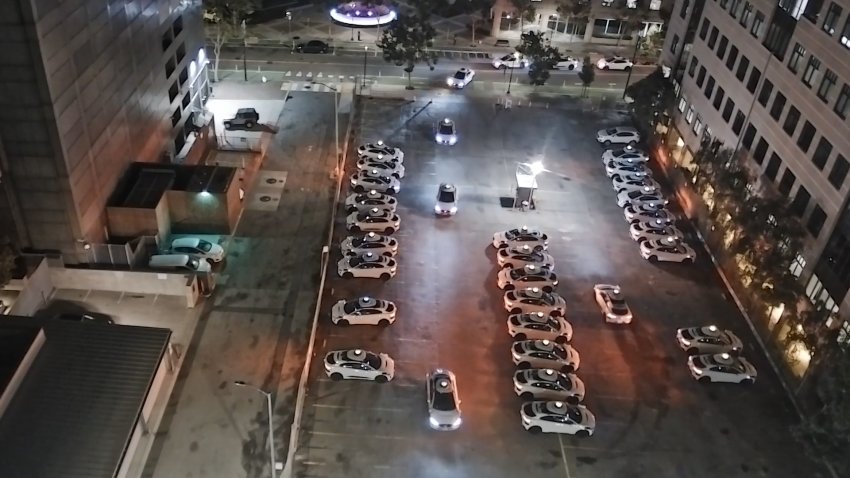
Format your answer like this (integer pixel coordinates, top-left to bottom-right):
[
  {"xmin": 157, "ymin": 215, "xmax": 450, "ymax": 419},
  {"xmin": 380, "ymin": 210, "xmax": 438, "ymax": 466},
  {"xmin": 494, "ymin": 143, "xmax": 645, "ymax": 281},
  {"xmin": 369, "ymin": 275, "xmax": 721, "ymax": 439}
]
[
  {"xmin": 286, "ymin": 11, "xmax": 293, "ymax": 52},
  {"xmin": 233, "ymin": 380, "xmax": 277, "ymax": 478}
]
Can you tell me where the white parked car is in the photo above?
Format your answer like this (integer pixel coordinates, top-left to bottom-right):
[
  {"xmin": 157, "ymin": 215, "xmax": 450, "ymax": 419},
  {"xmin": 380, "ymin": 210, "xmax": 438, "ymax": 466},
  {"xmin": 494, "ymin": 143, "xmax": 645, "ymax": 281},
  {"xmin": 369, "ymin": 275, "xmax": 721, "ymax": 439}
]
[
  {"xmin": 507, "ymin": 312, "xmax": 573, "ymax": 343},
  {"xmin": 492, "ymin": 53, "xmax": 528, "ymax": 69},
  {"xmin": 640, "ymin": 237, "xmax": 696, "ymax": 263},
  {"xmin": 497, "ymin": 245, "xmax": 555, "ymax": 270},
  {"xmin": 677, "ymin": 325, "xmax": 744, "ymax": 355},
  {"xmin": 614, "ymin": 177, "xmax": 660, "ymax": 194},
  {"xmin": 611, "ymin": 172, "xmax": 653, "ymax": 191},
  {"xmin": 624, "ymin": 204, "xmax": 673, "ymax": 224},
  {"xmin": 169, "ymin": 237, "xmax": 225, "ymax": 262},
  {"xmin": 521, "ymin": 401, "xmax": 596, "ymax": 436},
  {"xmin": 512, "ymin": 339, "xmax": 580, "ymax": 373},
  {"xmin": 356, "ymin": 158, "xmax": 405, "ymax": 179},
  {"xmin": 592, "ymin": 284, "xmax": 633, "ymax": 324},
  {"xmin": 493, "ymin": 226, "xmax": 549, "ymax": 250},
  {"xmin": 337, "ymin": 252, "xmax": 397, "ymax": 279},
  {"xmin": 324, "ymin": 349, "xmax": 395, "ymax": 382},
  {"xmin": 341, "ymin": 232, "xmax": 398, "ymax": 256},
  {"xmin": 605, "ymin": 160, "xmax": 649, "ymax": 178},
  {"xmin": 629, "ymin": 220, "xmax": 684, "ymax": 243},
  {"xmin": 358, "ymin": 141, "xmax": 404, "ymax": 162},
  {"xmin": 601, "ymin": 147, "xmax": 648, "ymax": 164},
  {"xmin": 435, "ymin": 118, "xmax": 458, "ymax": 145},
  {"xmin": 426, "ymin": 369, "xmax": 462, "ymax": 430},
  {"xmin": 596, "ymin": 56, "xmax": 634, "ymax": 71},
  {"xmin": 331, "ymin": 297, "xmax": 396, "ymax": 326},
  {"xmin": 616, "ymin": 189, "xmax": 668, "ymax": 208},
  {"xmin": 513, "ymin": 369, "xmax": 585, "ymax": 403},
  {"xmin": 497, "ymin": 265, "xmax": 558, "ymax": 292},
  {"xmin": 504, "ymin": 288, "xmax": 566, "ymax": 316},
  {"xmin": 435, "ymin": 183, "xmax": 458, "ymax": 216},
  {"xmin": 344, "ymin": 190, "xmax": 398, "ymax": 213},
  {"xmin": 346, "ymin": 208, "xmax": 400, "ymax": 234},
  {"xmin": 553, "ymin": 56, "xmax": 581, "ymax": 70},
  {"xmin": 688, "ymin": 353, "xmax": 757, "ymax": 384},
  {"xmin": 596, "ymin": 126, "xmax": 640, "ymax": 147},
  {"xmin": 447, "ymin": 67, "xmax": 475, "ymax": 88},
  {"xmin": 350, "ymin": 169, "xmax": 400, "ymax": 194}
]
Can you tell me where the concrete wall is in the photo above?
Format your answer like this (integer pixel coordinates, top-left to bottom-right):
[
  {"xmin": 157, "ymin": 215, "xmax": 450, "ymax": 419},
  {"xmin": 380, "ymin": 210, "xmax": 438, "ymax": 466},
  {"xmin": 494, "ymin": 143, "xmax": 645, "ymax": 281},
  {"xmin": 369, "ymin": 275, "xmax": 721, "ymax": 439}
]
[
  {"xmin": 166, "ymin": 174, "xmax": 241, "ymax": 235},
  {"xmin": 6, "ymin": 257, "xmax": 53, "ymax": 316},
  {"xmin": 50, "ymin": 267, "xmax": 194, "ymax": 299}
]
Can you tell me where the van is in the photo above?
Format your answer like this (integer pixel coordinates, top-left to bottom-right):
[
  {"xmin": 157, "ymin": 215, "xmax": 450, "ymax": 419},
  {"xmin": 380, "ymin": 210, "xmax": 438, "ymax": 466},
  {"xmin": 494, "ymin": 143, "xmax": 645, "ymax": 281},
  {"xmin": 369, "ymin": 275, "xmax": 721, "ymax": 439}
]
[{"xmin": 149, "ymin": 254, "xmax": 211, "ymax": 273}]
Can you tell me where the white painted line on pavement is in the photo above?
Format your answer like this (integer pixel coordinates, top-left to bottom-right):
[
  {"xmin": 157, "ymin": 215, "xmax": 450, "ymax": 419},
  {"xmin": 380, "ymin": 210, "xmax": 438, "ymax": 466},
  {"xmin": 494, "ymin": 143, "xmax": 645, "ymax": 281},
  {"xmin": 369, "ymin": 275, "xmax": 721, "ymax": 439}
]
[
  {"xmin": 339, "ymin": 75, "xmax": 345, "ymax": 81},
  {"xmin": 558, "ymin": 434, "xmax": 572, "ymax": 478},
  {"xmin": 307, "ymin": 72, "xmax": 313, "ymax": 78},
  {"xmin": 301, "ymin": 461, "xmax": 325, "ymax": 466},
  {"xmin": 285, "ymin": 71, "xmax": 291, "ymax": 77},
  {"xmin": 317, "ymin": 72, "xmax": 323, "ymax": 78},
  {"xmin": 396, "ymin": 336, "xmax": 431, "ymax": 343},
  {"xmin": 312, "ymin": 403, "xmax": 409, "ymax": 412},
  {"xmin": 308, "ymin": 430, "xmax": 409, "ymax": 441},
  {"xmin": 296, "ymin": 71, "xmax": 302, "ymax": 77}
]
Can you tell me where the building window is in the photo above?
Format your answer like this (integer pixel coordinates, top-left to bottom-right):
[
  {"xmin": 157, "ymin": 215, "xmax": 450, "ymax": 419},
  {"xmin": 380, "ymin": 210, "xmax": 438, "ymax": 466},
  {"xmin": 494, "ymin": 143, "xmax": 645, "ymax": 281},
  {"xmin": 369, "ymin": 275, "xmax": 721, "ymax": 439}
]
[
  {"xmin": 828, "ymin": 154, "xmax": 849, "ymax": 189},
  {"xmin": 743, "ymin": 124, "xmax": 757, "ymax": 150},
  {"xmin": 751, "ymin": 11, "xmax": 765, "ymax": 37},
  {"xmin": 705, "ymin": 76, "xmax": 715, "ymax": 98},
  {"xmin": 804, "ymin": 0, "xmax": 825, "ymax": 22},
  {"xmin": 779, "ymin": 0, "xmax": 808, "ymax": 19},
  {"xmin": 697, "ymin": 66, "xmax": 707, "ymax": 87},
  {"xmin": 688, "ymin": 57, "xmax": 698, "ymax": 76},
  {"xmin": 694, "ymin": 114, "xmax": 704, "ymax": 134},
  {"xmin": 802, "ymin": 56, "xmax": 822, "ymax": 87},
  {"xmin": 807, "ymin": 205, "xmax": 827, "ymax": 238},
  {"xmin": 733, "ymin": 111, "xmax": 746, "ymax": 134},
  {"xmin": 686, "ymin": 105, "xmax": 695, "ymax": 123},
  {"xmin": 721, "ymin": 0, "xmax": 729, "ymax": 8},
  {"xmin": 770, "ymin": 92, "xmax": 787, "ymax": 120},
  {"xmin": 700, "ymin": 18, "xmax": 710, "ymax": 40},
  {"xmin": 678, "ymin": 96, "xmax": 688, "ymax": 112},
  {"xmin": 835, "ymin": 84, "xmax": 850, "ymax": 118},
  {"xmin": 736, "ymin": 56, "xmax": 749, "ymax": 81},
  {"xmin": 788, "ymin": 43, "xmax": 806, "ymax": 72},
  {"xmin": 671, "ymin": 34, "xmax": 680, "ymax": 53},
  {"xmin": 726, "ymin": 46, "xmax": 739, "ymax": 69},
  {"xmin": 680, "ymin": 0, "xmax": 690, "ymax": 18},
  {"xmin": 797, "ymin": 121, "xmax": 816, "ymax": 151},
  {"xmin": 841, "ymin": 17, "xmax": 850, "ymax": 47},
  {"xmin": 813, "ymin": 137, "xmax": 833, "ymax": 169},
  {"xmin": 753, "ymin": 137, "xmax": 769, "ymax": 164},
  {"xmin": 765, "ymin": 153, "xmax": 782, "ymax": 180},
  {"xmin": 708, "ymin": 26, "xmax": 719, "ymax": 48},
  {"xmin": 822, "ymin": 2, "xmax": 842, "ymax": 35},
  {"xmin": 778, "ymin": 169, "xmax": 796, "ymax": 195},
  {"xmin": 791, "ymin": 186, "xmax": 810, "ymax": 216},
  {"xmin": 818, "ymin": 70, "xmax": 838, "ymax": 102},
  {"xmin": 703, "ymin": 126, "xmax": 713, "ymax": 144},
  {"xmin": 723, "ymin": 98, "xmax": 736, "ymax": 121},
  {"xmin": 714, "ymin": 87, "xmax": 725, "ymax": 109},
  {"xmin": 746, "ymin": 67, "xmax": 761, "ymax": 93},
  {"xmin": 790, "ymin": 253, "xmax": 806, "ymax": 277},
  {"xmin": 741, "ymin": 2, "xmax": 753, "ymax": 26},
  {"xmin": 783, "ymin": 106, "xmax": 801, "ymax": 135},
  {"xmin": 758, "ymin": 79, "xmax": 773, "ymax": 106},
  {"xmin": 717, "ymin": 36, "xmax": 729, "ymax": 58}
]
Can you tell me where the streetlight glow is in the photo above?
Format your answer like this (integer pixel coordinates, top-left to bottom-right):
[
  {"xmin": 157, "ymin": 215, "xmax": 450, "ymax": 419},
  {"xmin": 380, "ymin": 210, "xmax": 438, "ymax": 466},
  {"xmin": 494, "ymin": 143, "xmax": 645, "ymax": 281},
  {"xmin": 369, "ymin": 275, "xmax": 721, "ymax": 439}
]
[{"xmin": 529, "ymin": 161, "xmax": 545, "ymax": 176}]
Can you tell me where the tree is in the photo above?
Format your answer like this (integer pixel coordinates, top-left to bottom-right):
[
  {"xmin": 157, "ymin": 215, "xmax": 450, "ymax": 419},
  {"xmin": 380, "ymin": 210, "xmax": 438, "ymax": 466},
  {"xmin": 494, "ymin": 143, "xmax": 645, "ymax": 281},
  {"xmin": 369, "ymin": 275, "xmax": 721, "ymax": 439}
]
[
  {"xmin": 0, "ymin": 237, "xmax": 15, "ymax": 289},
  {"xmin": 624, "ymin": 66, "xmax": 675, "ymax": 135},
  {"xmin": 556, "ymin": 0, "xmax": 592, "ymax": 42},
  {"xmin": 510, "ymin": 0, "xmax": 538, "ymax": 31},
  {"xmin": 516, "ymin": 31, "xmax": 560, "ymax": 86},
  {"xmin": 617, "ymin": 0, "xmax": 652, "ymax": 46},
  {"xmin": 639, "ymin": 30, "xmax": 665, "ymax": 59},
  {"xmin": 377, "ymin": 10, "xmax": 438, "ymax": 90},
  {"xmin": 204, "ymin": 0, "xmax": 257, "ymax": 82},
  {"xmin": 577, "ymin": 56, "xmax": 595, "ymax": 97}
]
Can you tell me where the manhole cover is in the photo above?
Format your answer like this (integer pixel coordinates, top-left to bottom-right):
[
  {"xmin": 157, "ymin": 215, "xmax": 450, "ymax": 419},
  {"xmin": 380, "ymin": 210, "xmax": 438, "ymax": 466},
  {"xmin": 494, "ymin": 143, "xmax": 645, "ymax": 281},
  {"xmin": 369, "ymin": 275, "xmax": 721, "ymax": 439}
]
[
  {"xmin": 259, "ymin": 196, "xmax": 272, "ymax": 202},
  {"xmin": 266, "ymin": 178, "xmax": 278, "ymax": 184}
]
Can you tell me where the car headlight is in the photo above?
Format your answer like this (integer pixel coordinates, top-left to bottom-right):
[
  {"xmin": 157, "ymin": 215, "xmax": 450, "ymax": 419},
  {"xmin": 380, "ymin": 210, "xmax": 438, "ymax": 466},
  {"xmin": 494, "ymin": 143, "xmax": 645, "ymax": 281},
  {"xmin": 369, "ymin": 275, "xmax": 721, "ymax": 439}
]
[
  {"xmin": 693, "ymin": 368, "xmax": 703, "ymax": 374},
  {"xmin": 680, "ymin": 338, "xmax": 691, "ymax": 346},
  {"xmin": 451, "ymin": 417, "xmax": 462, "ymax": 427},
  {"xmin": 429, "ymin": 417, "xmax": 440, "ymax": 427},
  {"xmin": 449, "ymin": 206, "xmax": 457, "ymax": 213},
  {"xmin": 607, "ymin": 313, "xmax": 618, "ymax": 319},
  {"xmin": 394, "ymin": 222, "xmax": 400, "ymax": 227},
  {"xmin": 506, "ymin": 301, "xmax": 513, "ymax": 307},
  {"xmin": 449, "ymin": 137, "xmax": 457, "ymax": 145},
  {"xmin": 350, "ymin": 179, "xmax": 356, "ymax": 185},
  {"xmin": 390, "ymin": 267, "xmax": 397, "ymax": 273},
  {"xmin": 434, "ymin": 205, "xmax": 443, "ymax": 213},
  {"xmin": 522, "ymin": 415, "xmax": 531, "ymax": 425},
  {"xmin": 393, "ymin": 186, "xmax": 400, "ymax": 192},
  {"xmin": 446, "ymin": 78, "xmax": 454, "ymax": 86}
]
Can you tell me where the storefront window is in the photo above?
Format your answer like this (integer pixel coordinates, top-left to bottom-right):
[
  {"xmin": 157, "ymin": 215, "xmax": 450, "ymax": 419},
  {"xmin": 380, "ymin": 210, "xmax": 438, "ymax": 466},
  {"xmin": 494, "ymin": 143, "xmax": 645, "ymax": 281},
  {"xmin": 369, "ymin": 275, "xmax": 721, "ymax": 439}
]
[{"xmin": 500, "ymin": 11, "xmax": 520, "ymax": 31}]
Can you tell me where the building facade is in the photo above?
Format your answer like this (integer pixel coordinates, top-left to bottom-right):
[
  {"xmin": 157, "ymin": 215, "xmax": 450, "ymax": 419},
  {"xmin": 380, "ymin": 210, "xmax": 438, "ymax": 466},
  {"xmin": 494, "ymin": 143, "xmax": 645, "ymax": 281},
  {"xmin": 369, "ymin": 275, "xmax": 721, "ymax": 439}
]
[
  {"xmin": 0, "ymin": 0, "xmax": 209, "ymax": 262},
  {"xmin": 660, "ymin": 0, "xmax": 850, "ymax": 351},
  {"xmin": 490, "ymin": 0, "xmax": 668, "ymax": 45}
]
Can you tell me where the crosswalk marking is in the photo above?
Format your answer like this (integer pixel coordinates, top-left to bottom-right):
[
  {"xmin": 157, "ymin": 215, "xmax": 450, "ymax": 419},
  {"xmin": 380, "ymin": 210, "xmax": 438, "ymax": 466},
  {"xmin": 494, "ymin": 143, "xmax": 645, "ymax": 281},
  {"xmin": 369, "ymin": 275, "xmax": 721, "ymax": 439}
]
[
  {"xmin": 280, "ymin": 81, "xmax": 347, "ymax": 93},
  {"xmin": 317, "ymin": 72, "xmax": 323, "ymax": 78},
  {"xmin": 296, "ymin": 71, "xmax": 302, "ymax": 77},
  {"xmin": 339, "ymin": 75, "xmax": 344, "ymax": 81},
  {"xmin": 307, "ymin": 72, "xmax": 313, "ymax": 78},
  {"xmin": 285, "ymin": 71, "xmax": 291, "ymax": 77}
]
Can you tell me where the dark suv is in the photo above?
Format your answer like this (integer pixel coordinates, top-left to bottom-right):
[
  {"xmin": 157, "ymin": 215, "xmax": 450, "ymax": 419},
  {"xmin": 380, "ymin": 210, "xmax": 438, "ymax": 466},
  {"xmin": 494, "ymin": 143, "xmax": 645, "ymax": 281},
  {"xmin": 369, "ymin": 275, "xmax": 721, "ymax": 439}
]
[
  {"xmin": 296, "ymin": 40, "xmax": 330, "ymax": 54},
  {"xmin": 223, "ymin": 108, "xmax": 259, "ymax": 130}
]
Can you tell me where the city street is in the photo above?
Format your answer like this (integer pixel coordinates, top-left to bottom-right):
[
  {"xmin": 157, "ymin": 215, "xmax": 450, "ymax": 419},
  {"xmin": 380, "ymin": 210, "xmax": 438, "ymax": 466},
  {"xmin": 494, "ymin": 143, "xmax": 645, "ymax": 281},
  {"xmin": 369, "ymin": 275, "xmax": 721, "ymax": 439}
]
[{"xmin": 288, "ymin": 95, "xmax": 825, "ymax": 478}]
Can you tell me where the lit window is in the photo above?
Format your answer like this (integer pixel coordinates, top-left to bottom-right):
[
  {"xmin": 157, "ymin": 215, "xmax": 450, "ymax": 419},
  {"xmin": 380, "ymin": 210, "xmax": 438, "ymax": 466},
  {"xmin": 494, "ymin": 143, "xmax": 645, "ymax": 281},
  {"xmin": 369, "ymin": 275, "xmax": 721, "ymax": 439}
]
[
  {"xmin": 802, "ymin": 56, "xmax": 822, "ymax": 87},
  {"xmin": 693, "ymin": 115, "xmax": 703, "ymax": 134},
  {"xmin": 686, "ymin": 105, "xmax": 695, "ymax": 123},
  {"xmin": 678, "ymin": 97, "xmax": 688, "ymax": 112}
]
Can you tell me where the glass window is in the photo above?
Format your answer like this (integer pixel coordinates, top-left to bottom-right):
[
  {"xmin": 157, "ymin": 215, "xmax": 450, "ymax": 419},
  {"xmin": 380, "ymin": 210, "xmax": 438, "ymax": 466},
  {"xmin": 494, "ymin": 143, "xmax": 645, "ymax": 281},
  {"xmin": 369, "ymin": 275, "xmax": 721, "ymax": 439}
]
[
  {"xmin": 723, "ymin": 98, "xmax": 735, "ymax": 121},
  {"xmin": 804, "ymin": 0, "xmax": 825, "ymax": 22},
  {"xmin": 743, "ymin": 124, "xmax": 757, "ymax": 150},
  {"xmin": 788, "ymin": 43, "xmax": 806, "ymax": 72},
  {"xmin": 778, "ymin": 169, "xmax": 796, "ymax": 195},
  {"xmin": 818, "ymin": 70, "xmax": 838, "ymax": 102},
  {"xmin": 726, "ymin": 45, "xmax": 739, "ymax": 69},
  {"xmin": 823, "ymin": 2, "xmax": 842, "ymax": 35},
  {"xmin": 783, "ymin": 106, "xmax": 800, "ymax": 135},
  {"xmin": 697, "ymin": 66, "xmax": 707, "ymax": 87},
  {"xmin": 751, "ymin": 11, "xmax": 765, "ymax": 37},
  {"xmin": 708, "ymin": 26, "xmax": 719, "ymax": 48},
  {"xmin": 717, "ymin": 36, "xmax": 729, "ymax": 58},
  {"xmin": 807, "ymin": 205, "xmax": 827, "ymax": 238},
  {"xmin": 753, "ymin": 138, "xmax": 768, "ymax": 164},
  {"xmin": 835, "ymin": 84, "xmax": 850, "ymax": 118},
  {"xmin": 693, "ymin": 114, "xmax": 704, "ymax": 134},
  {"xmin": 758, "ymin": 79, "xmax": 773, "ymax": 106},
  {"xmin": 736, "ymin": 56, "xmax": 749, "ymax": 81},
  {"xmin": 747, "ymin": 67, "xmax": 761, "ymax": 93},
  {"xmin": 700, "ymin": 18, "xmax": 710, "ymax": 40},
  {"xmin": 680, "ymin": 0, "xmax": 690, "ymax": 18},
  {"xmin": 671, "ymin": 34, "xmax": 680, "ymax": 53},
  {"xmin": 730, "ymin": 0, "xmax": 742, "ymax": 18},
  {"xmin": 688, "ymin": 57, "xmax": 698, "ymax": 76},
  {"xmin": 765, "ymin": 153, "xmax": 782, "ymax": 180},
  {"xmin": 733, "ymin": 111, "xmax": 746, "ymax": 134},
  {"xmin": 678, "ymin": 96, "xmax": 688, "ymax": 112},
  {"xmin": 797, "ymin": 121, "xmax": 816, "ymax": 151},
  {"xmin": 828, "ymin": 154, "xmax": 849, "ymax": 189},
  {"xmin": 705, "ymin": 76, "xmax": 715, "ymax": 98},
  {"xmin": 741, "ymin": 3, "xmax": 753, "ymax": 26},
  {"xmin": 686, "ymin": 105, "xmax": 695, "ymax": 123},
  {"xmin": 770, "ymin": 92, "xmax": 787, "ymax": 120},
  {"xmin": 813, "ymin": 137, "xmax": 833, "ymax": 169},
  {"xmin": 791, "ymin": 186, "xmax": 810, "ymax": 216},
  {"xmin": 714, "ymin": 87, "xmax": 725, "ymax": 109},
  {"xmin": 841, "ymin": 17, "xmax": 850, "ymax": 47},
  {"xmin": 802, "ymin": 56, "xmax": 822, "ymax": 87},
  {"xmin": 790, "ymin": 253, "xmax": 806, "ymax": 277}
]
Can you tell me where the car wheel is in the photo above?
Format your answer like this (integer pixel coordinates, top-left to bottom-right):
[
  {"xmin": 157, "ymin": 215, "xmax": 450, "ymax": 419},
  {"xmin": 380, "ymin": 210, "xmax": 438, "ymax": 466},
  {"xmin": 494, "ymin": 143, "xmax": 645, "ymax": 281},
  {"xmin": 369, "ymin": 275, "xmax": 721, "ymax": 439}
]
[
  {"xmin": 555, "ymin": 336, "xmax": 568, "ymax": 344},
  {"xmin": 575, "ymin": 429, "xmax": 590, "ymax": 438},
  {"xmin": 648, "ymin": 255, "xmax": 658, "ymax": 263},
  {"xmin": 566, "ymin": 396, "xmax": 580, "ymax": 405},
  {"xmin": 624, "ymin": 66, "xmax": 632, "ymax": 71},
  {"xmin": 384, "ymin": 227, "xmax": 394, "ymax": 234},
  {"xmin": 603, "ymin": 66, "xmax": 610, "ymax": 70},
  {"xmin": 604, "ymin": 140, "xmax": 611, "ymax": 147},
  {"xmin": 550, "ymin": 310, "xmax": 562, "ymax": 317},
  {"xmin": 380, "ymin": 273, "xmax": 391, "ymax": 281},
  {"xmin": 542, "ymin": 286, "xmax": 553, "ymax": 293},
  {"xmin": 741, "ymin": 378, "xmax": 754, "ymax": 385},
  {"xmin": 628, "ymin": 140, "xmax": 637, "ymax": 146},
  {"xmin": 501, "ymin": 263, "xmax": 513, "ymax": 269},
  {"xmin": 698, "ymin": 376, "xmax": 711, "ymax": 384},
  {"xmin": 354, "ymin": 186, "xmax": 365, "ymax": 193},
  {"xmin": 561, "ymin": 365, "xmax": 575, "ymax": 374},
  {"xmin": 246, "ymin": 121, "xmax": 255, "ymax": 129},
  {"xmin": 350, "ymin": 226, "xmax": 361, "ymax": 233},
  {"xmin": 504, "ymin": 284, "xmax": 515, "ymax": 291},
  {"xmin": 337, "ymin": 319, "xmax": 350, "ymax": 326},
  {"xmin": 510, "ymin": 307, "xmax": 522, "ymax": 314},
  {"xmin": 223, "ymin": 121, "xmax": 232, "ymax": 129},
  {"xmin": 342, "ymin": 272, "xmax": 353, "ymax": 279},
  {"xmin": 683, "ymin": 258, "xmax": 694, "ymax": 264},
  {"xmin": 330, "ymin": 372, "xmax": 343, "ymax": 381},
  {"xmin": 520, "ymin": 391, "xmax": 534, "ymax": 400},
  {"xmin": 515, "ymin": 333, "xmax": 527, "ymax": 341},
  {"xmin": 382, "ymin": 251, "xmax": 393, "ymax": 257},
  {"xmin": 637, "ymin": 237, "xmax": 648, "ymax": 243},
  {"xmin": 375, "ymin": 375, "xmax": 389, "ymax": 383},
  {"xmin": 568, "ymin": 64, "xmax": 575, "ymax": 70},
  {"xmin": 517, "ymin": 361, "xmax": 531, "ymax": 369},
  {"xmin": 378, "ymin": 318, "xmax": 390, "ymax": 326},
  {"xmin": 686, "ymin": 347, "xmax": 699, "ymax": 355},
  {"xmin": 527, "ymin": 425, "xmax": 542, "ymax": 434}
]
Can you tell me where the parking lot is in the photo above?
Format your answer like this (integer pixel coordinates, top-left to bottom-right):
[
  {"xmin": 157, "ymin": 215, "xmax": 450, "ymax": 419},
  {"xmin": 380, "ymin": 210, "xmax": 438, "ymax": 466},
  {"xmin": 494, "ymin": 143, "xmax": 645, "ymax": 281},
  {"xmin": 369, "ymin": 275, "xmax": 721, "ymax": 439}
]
[{"xmin": 289, "ymin": 95, "xmax": 823, "ymax": 478}]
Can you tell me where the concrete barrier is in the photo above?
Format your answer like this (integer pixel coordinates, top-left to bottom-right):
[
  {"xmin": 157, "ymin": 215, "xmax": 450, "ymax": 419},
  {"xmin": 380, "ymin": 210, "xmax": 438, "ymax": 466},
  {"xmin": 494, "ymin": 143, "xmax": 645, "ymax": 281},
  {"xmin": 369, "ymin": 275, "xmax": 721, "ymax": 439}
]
[{"xmin": 50, "ymin": 268, "xmax": 196, "ymax": 302}]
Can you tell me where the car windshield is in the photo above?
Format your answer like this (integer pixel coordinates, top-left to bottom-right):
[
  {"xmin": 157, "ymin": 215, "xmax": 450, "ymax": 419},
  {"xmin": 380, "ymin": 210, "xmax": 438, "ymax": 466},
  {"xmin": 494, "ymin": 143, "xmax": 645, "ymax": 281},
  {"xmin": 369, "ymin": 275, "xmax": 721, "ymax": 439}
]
[
  {"xmin": 500, "ymin": 54, "xmax": 514, "ymax": 61},
  {"xmin": 566, "ymin": 407, "xmax": 583, "ymax": 422},
  {"xmin": 432, "ymin": 390, "xmax": 456, "ymax": 411},
  {"xmin": 612, "ymin": 148, "xmax": 627, "ymax": 156},
  {"xmin": 606, "ymin": 128, "xmax": 618, "ymax": 135},
  {"xmin": 364, "ymin": 353, "xmax": 382, "ymax": 370},
  {"xmin": 438, "ymin": 189, "xmax": 456, "ymax": 202},
  {"xmin": 611, "ymin": 302, "xmax": 630, "ymax": 313},
  {"xmin": 343, "ymin": 301, "xmax": 360, "ymax": 313},
  {"xmin": 453, "ymin": 71, "xmax": 466, "ymax": 80},
  {"xmin": 556, "ymin": 375, "xmax": 572, "ymax": 390},
  {"xmin": 197, "ymin": 240, "xmax": 213, "ymax": 252},
  {"xmin": 439, "ymin": 123, "xmax": 454, "ymax": 135}
]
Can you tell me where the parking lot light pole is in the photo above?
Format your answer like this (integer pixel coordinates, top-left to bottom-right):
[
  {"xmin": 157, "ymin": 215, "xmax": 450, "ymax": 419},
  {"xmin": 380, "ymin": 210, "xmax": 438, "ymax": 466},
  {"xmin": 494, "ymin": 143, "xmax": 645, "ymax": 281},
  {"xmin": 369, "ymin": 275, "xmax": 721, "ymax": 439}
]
[
  {"xmin": 362, "ymin": 46, "xmax": 369, "ymax": 94},
  {"xmin": 241, "ymin": 20, "xmax": 248, "ymax": 82},
  {"xmin": 233, "ymin": 381, "xmax": 276, "ymax": 478},
  {"xmin": 286, "ymin": 11, "xmax": 293, "ymax": 52}
]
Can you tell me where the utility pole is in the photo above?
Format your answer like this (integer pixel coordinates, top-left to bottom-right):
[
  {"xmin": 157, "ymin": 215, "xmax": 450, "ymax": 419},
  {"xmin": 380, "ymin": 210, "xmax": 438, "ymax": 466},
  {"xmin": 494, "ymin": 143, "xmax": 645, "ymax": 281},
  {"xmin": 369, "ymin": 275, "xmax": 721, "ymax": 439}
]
[
  {"xmin": 286, "ymin": 11, "xmax": 293, "ymax": 52},
  {"xmin": 241, "ymin": 20, "xmax": 248, "ymax": 82},
  {"xmin": 233, "ymin": 381, "xmax": 276, "ymax": 477},
  {"xmin": 622, "ymin": 33, "xmax": 643, "ymax": 99}
]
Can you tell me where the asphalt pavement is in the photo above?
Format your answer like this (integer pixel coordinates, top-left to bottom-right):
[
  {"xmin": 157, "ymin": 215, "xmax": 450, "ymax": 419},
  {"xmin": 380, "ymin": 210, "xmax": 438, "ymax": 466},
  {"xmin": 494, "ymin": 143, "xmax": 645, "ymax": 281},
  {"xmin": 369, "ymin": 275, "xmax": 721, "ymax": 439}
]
[{"xmin": 288, "ymin": 94, "xmax": 825, "ymax": 478}]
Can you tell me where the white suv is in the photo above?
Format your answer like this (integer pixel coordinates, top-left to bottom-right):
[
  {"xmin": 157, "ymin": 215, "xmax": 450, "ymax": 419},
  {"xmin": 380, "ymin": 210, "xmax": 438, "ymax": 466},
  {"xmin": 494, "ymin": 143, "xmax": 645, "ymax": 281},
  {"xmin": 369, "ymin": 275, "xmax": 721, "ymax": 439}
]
[{"xmin": 596, "ymin": 127, "xmax": 640, "ymax": 147}]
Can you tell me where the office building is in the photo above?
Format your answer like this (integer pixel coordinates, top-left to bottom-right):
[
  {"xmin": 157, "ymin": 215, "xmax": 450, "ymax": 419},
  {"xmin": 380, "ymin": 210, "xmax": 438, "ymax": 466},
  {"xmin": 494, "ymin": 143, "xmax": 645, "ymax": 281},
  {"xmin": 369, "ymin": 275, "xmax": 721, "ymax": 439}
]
[{"xmin": 0, "ymin": 1, "xmax": 209, "ymax": 263}]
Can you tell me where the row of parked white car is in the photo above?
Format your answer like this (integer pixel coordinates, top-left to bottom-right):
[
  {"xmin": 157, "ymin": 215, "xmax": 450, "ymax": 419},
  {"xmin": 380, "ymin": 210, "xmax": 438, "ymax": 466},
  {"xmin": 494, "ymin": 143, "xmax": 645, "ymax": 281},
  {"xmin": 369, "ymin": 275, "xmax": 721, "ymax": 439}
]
[{"xmin": 597, "ymin": 129, "xmax": 697, "ymax": 264}]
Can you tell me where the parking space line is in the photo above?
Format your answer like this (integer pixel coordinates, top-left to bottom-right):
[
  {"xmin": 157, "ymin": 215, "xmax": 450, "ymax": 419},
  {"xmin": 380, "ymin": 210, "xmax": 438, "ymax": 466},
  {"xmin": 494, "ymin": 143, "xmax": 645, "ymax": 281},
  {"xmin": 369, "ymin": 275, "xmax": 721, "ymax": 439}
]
[
  {"xmin": 396, "ymin": 336, "xmax": 431, "ymax": 343},
  {"xmin": 557, "ymin": 435, "xmax": 572, "ymax": 478},
  {"xmin": 308, "ymin": 430, "xmax": 411, "ymax": 441},
  {"xmin": 312, "ymin": 403, "xmax": 409, "ymax": 412},
  {"xmin": 301, "ymin": 461, "xmax": 325, "ymax": 466},
  {"xmin": 312, "ymin": 378, "xmax": 421, "ymax": 388}
]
